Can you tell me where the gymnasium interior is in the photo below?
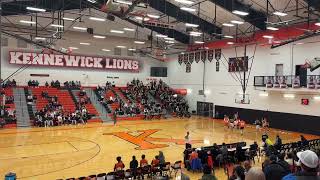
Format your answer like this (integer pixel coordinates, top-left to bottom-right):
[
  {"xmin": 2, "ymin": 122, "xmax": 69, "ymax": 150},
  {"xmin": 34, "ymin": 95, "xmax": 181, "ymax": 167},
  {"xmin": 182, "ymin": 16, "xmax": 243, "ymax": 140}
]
[{"xmin": 1, "ymin": 0, "xmax": 320, "ymax": 180}]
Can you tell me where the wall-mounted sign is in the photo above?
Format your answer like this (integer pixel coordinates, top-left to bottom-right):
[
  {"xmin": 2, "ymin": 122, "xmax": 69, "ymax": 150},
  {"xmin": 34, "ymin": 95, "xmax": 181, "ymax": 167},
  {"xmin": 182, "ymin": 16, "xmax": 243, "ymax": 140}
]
[{"xmin": 9, "ymin": 51, "xmax": 140, "ymax": 72}]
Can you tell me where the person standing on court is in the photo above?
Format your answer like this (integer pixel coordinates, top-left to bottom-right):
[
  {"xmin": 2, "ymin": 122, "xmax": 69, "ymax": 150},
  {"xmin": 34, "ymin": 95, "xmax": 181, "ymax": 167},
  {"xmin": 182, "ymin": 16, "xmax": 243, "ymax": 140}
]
[
  {"xmin": 185, "ymin": 131, "xmax": 191, "ymax": 149},
  {"xmin": 113, "ymin": 110, "xmax": 117, "ymax": 125}
]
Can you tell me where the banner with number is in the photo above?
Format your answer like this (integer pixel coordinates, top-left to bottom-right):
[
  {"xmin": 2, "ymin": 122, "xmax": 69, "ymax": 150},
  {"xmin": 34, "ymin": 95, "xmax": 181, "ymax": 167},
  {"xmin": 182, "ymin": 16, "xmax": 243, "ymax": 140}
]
[
  {"xmin": 189, "ymin": 52, "xmax": 194, "ymax": 64},
  {"xmin": 201, "ymin": 50, "xmax": 207, "ymax": 62},
  {"xmin": 186, "ymin": 62, "xmax": 191, "ymax": 73},
  {"xmin": 195, "ymin": 51, "xmax": 201, "ymax": 63},
  {"xmin": 178, "ymin": 54, "xmax": 183, "ymax": 65},
  {"xmin": 208, "ymin": 49, "xmax": 214, "ymax": 62},
  {"xmin": 215, "ymin": 49, "xmax": 221, "ymax": 60}
]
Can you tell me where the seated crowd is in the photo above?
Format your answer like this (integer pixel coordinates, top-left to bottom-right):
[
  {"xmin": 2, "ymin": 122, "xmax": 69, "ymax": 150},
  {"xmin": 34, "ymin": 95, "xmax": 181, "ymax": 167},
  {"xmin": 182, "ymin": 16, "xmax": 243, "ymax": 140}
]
[
  {"xmin": 1, "ymin": 79, "xmax": 17, "ymax": 88},
  {"xmin": 34, "ymin": 93, "xmax": 90, "ymax": 127},
  {"xmin": 0, "ymin": 89, "xmax": 17, "ymax": 128}
]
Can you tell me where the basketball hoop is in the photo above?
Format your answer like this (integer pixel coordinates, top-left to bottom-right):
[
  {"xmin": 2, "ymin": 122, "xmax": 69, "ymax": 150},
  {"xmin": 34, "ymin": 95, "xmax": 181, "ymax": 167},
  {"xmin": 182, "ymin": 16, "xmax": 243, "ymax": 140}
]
[{"xmin": 234, "ymin": 93, "xmax": 250, "ymax": 104}]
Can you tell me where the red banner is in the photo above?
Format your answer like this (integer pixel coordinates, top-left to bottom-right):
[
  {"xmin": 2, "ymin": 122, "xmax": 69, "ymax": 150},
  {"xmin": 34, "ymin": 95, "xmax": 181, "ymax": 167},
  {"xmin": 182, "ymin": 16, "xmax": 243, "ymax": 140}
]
[{"xmin": 9, "ymin": 51, "xmax": 140, "ymax": 72}]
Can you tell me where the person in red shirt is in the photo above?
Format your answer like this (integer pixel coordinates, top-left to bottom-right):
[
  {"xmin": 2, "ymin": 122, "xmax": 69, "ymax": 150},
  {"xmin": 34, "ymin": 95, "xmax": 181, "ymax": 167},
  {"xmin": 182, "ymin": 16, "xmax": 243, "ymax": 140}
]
[
  {"xmin": 207, "ymin": 151, "xmax": 214, "ymax": 170},
  {"xmin": 189, "ymin": 149, "xmax": 199, "ymax": 162},
  {"xmin": 140, "ymin": 154, "xmax": 148, "ymax": 167},
  {"xmin": 114, "ymin": 156, "xmax": 125, "ymax": 171},
  {"xmin": 239, "ymin": 120, "xmax": 246, "ymax": 135},
  {"xmin": 223, "ymin": 115, "xmax": 230, "ymax": 129},
  {"xmin": 151, "ymin": 155, "xmax": 160, "ymax": 168}
]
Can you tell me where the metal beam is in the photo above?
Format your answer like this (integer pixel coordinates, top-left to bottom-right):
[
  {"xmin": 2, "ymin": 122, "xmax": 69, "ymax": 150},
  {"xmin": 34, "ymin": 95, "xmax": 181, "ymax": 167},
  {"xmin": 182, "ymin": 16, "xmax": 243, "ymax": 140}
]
[
  {"xmin": 148, "ymin": 0, "xmax": 222, "ymax": 35},
  {"xmin": 304, "ymin": 0, "xmax": 320, "ymax": 11},
  {"xmin": 209, "ymin": 0, "xmax": 267, "ymax": 30}
]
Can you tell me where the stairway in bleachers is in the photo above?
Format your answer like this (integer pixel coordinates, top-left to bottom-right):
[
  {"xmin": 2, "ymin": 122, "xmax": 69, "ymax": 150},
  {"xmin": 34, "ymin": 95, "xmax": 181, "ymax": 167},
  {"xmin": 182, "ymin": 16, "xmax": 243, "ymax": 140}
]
[
  {"xmin": 113, "ymin": 87, "xmax": 130, "ymax": 104},
  {"xmin": 13, "ymin": 88, "xmax": 30, "ymax": 127}
]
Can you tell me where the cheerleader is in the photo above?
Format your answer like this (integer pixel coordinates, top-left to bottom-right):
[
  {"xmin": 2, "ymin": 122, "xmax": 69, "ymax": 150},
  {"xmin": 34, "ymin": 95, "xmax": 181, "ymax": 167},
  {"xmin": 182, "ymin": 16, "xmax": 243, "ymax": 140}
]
[
  {"xmin": 239, "ymin": 120, "xmax": 246, "ymax": 135},
  {"xmin": 262, "ymin": 117, "xmax": 270, "ymax": 132},
  {"xmin": 223, "ymin": 115, "xmax": 230, "ymax": 128}
]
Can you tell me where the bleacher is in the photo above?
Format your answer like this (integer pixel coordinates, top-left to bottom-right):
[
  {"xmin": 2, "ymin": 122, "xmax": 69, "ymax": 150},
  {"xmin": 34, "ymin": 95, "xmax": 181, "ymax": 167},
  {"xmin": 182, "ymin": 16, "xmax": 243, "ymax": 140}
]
[{"xmin": 0, "ymin": 87, "xmax": 17, "ymax": 128}]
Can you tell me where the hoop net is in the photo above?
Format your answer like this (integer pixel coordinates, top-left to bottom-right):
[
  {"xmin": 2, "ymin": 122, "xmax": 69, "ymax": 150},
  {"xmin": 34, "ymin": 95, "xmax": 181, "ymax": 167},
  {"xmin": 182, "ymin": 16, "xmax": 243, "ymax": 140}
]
[{"xmin": 234, "ymin": 93, "xmax": 250, "ymax": 104}]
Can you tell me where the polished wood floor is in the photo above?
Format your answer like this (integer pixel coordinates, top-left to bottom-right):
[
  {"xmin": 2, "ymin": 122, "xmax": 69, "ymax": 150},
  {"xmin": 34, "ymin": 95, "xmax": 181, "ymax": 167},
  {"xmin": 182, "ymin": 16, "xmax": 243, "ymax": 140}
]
[{"xmin": 0, "ymin": 117, "xmax": 318, "ymax": 180}]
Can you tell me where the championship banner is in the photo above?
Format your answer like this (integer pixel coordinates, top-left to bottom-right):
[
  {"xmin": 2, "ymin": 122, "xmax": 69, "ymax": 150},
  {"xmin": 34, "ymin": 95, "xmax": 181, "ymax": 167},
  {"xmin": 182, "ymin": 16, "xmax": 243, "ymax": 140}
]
[
  {"xmin": 195, "ymin": 51, "xmax": 201, "ymax": 63},
  {"xmin": 215, "ymin": 49, "xmax": 221, "ymax": 60},
  {"xmin": 201, "ymin": 50, "xmax": 207, "ymax": 62},
  {"xmin": 186, "ymin": 62, "xmax": 191, "ymax": 73},
  {"xmin": 208, "ymin": 50, "xmax": 214, "ymax": 62},
  {"xmin": 216, "ymin": 61, "xmax": 220, "ymax": 72},
  {"xmin": 183, "ymin": 53, "xmax": 188, "ymax": 64},
  {"xmin": 9, "ymin": 51, "xmax": 140, "ymax": 72},
  {"xmin": 189, "ymin": 52, "xmax": 194, "ymax": 64},
  {"xmin": 178, "ymin": 54, "xmax": 183, "ymax": 65}
]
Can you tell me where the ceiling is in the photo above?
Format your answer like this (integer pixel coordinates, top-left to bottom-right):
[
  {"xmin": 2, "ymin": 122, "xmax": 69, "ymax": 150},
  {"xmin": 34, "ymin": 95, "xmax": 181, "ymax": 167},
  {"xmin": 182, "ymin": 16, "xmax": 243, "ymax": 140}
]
[{"xmin": 1, "ymin": 0, "xmax": 320, "ymax": 54}]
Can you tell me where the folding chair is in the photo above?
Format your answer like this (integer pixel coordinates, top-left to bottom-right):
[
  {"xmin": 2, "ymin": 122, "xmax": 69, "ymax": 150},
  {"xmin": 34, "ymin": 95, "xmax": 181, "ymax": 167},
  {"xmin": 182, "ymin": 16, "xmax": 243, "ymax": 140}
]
[
  {"xmin": 170, "ymin": 160, "xmax": 182, "ymax": 177},
  {"xmin": 125, "ymin": 169, "xmax": 133, "ymax": 180},
  {"xmin": 88, "ymin": 174, "xmax": 97, "ymax": 180},
  {"xmin": 160, "ymin": 162, "xmax": 171, "ymax": 177},
  {"xmin": 97, "ymin": 173, "xmax": 106, "ymax": 180}
]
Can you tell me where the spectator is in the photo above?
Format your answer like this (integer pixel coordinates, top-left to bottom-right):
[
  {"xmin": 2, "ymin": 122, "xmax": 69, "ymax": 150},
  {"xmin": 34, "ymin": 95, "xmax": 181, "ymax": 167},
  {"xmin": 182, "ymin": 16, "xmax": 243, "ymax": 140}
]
[
  {"xmin": 263, "ymin": 155, "xmax": 290, "ymax": 180},
  {"xmin": 274, "ymin": 135, "xmax": 282, "ymax": 150},
  {"xmin": 282, "ymin": 150, "xmax": 319, "ymax": 180},
  {"xmin": 232, "ymin": 165, "xmax": 245, "ymax": 180},
  {"xmin": 245, "ymin": 167, "xmax": 266, "ymax": 180},
  {"xmin": 201, "ymin": 165, "xmax": 217, "ymax": 180},
  {"xmin": 158, "ymin": 151, "xmax": 165, "ymax": 165},
  {"xmin": 140, "ymin": 154, "xmax": 148, "ymax": 167},
  {"xmin": 130, "ymin": 156, "xmax": 138, "ymax": 179},
  {"xmin": 244, "ymin": 160, "xmax": 252, "ymax": 173},
  {"xmin": 151, "ymin": 156, "xmax": 160, "ymax": 167},
  {"xmin": 114, "ymin": 156, "xmax": 125, "ymax": 171}
]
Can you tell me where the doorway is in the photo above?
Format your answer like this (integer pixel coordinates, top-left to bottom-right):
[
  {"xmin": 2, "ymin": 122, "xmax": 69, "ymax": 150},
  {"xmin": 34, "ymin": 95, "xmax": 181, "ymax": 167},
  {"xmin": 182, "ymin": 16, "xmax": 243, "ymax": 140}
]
[
  {"xmin": 197, "ymin": 101, "xmax": 214, "ymax": 117},
  {"xmin": 295, "ymin": 65, "xmax": 307, "ymax": 87},
  {"xmin": 275, "ymin": 64, "xmax": 283, "ymax": 76}
]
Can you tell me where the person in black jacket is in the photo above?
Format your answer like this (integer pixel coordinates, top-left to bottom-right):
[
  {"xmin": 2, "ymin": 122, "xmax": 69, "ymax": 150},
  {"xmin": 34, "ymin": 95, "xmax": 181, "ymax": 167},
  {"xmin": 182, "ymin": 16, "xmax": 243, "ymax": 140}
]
[{"xmin": 130, "ymin": 156, "xmax": 138, "ymax": 179}]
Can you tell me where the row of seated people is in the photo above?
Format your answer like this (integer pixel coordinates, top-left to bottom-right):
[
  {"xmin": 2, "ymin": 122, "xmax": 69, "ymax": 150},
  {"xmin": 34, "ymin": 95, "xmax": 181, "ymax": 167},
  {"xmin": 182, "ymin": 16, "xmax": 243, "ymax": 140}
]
[
  {"xmin": 0, "ymin": 107, "xmax": 16, "ymax": 128},
  {"xmin": 1, "ymin": 79, "xmax": 17, "ymax": 88},
  {"xmin": 266, "ymin": 76, "xmax": 320, "ymax": 89},
  {"xmin": 34, "ymin": 95, "xmax": 91, "ymax": 127},
  {"xmin": 58, "ymin": 152, "xmax": 182, "ymax": 180}
]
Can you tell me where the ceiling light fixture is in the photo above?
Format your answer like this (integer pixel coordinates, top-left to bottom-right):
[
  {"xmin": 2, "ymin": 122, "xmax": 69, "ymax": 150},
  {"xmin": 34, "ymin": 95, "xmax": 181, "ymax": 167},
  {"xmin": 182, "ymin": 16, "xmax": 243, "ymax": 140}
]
[
  {"xmin": 156, "ymin": 34, "xmax": 168, "ymax": 38},
  {"xmin": 143, "ymin": 17, "xmax": 150, "ymax": 21},
  {"xmin": 87, "ymin": 0, "xmax": 97, "ymax": 3},
  {"xmin": 89, "ymin": 17, "xmax": 106, "ymax": 22},
  {"xmin": 135, "ymin": 16, "xmax": 143, "ymax": 20},
  {"xmin": 315, "ymin": 22, "xmax": 320, "ymax": 26},
  {"xmin": 69, "ymin": 47, "xmax": 79, "ymax": 50},
  {"xmin": 80, "ymin": 42, "xmax": 90, "ymax": 45},
  {"xmin": 20, "ymin": 20, "xmax": 36, "ymax": 24},
  {"xmin": 313, "ymin": 96, "xmax": 320, "ymax": 100},
  {"xmin": 73, "ymin": 26, "xmax": 87, "ymax": 31},
  {"xmin": 50, "ymin": 24, "xmax": 64, "ymax": 28},
  {"xmin": 283, "ymin": 94, "xmax": 295, "ymax": 98},
  {"xmin": 259, "ymin": 92, "xmax": 269, "ymax": 97},
  {"xmin": 114, "ymin": 0, "xmax": 133, "ymax": 5},
  {"xmin": 164, "ymin": 37, "xmax": 175, "ymax": 41},
  {"xmin": 134, "ymin": 41, "xmax": 145, "ymax": 44},
  {"xmin": 165, "ymin": 41, "xmax": 175, "ymax": 44},
  {"xmin": 93, "ymin": 35, "xmax": 106, "ymax": 39},
  {"xmin": 147, "ymin": 14, "xmax": 160, "ymax": 19},
  {"xmin": 175, "ymin": 0, "xmax": 194, "ymax": 5},
  {"xmin": 180, "ymin": 7, "xmax": 196, "ymax": 12},
  {"xmin": 102, "ymin": 49, "xmax": 111, "ymax": 52},
  {"xmin": 185, "ymin": 23, "xmax": 199, "ymax": 27},
  {"xmin": 123, "ymin": 28, "xmax": 135, "ymax": 31},
  {"xmin": 224, "ymin": 35, "xmax": 234, "ymax": 38},
  {"xmin": 227, "ymin": 42, "xmax": 234, "ymax": 45},
  {"xmin": 267, "ymin": 26, "xmax": 279, "ymax": 31},
  {"xmin": 194, "ymin": 41, "xmax": 204, "ymax": 44},
  {"xmin": 232, "ymin": 10, "xmax": 249, "ymax": 16},
  {"xmin": 128, "ymin": 48, "xmax": 136, "ymax": 51},
  {"xmin": 263, "ymin": 35, "xmax": 274, "ymax": 39},
  {"xmin": 230, "ymin": 20, "xmax": 244, "ymax": 24},
  {"xmin": 62, "ymin": 17, "xmax": 75, "ymax": 21},
  {"xmin": 222, "ymin": 23, "xmax": 235, "ymax": 27},
  {"xmin": 26, "ymin": 7, "xmax": 46, "ymax": 12},
  {"xmin": 110, "ymin": 30, "xmax": 125, "ymax": 34},
  {"xmin": 273, "ymin": 11, "xmax": 288, "ymax": 17},
  {"xmin": 117, "ymin": 46, "xmax": 127, "ymax": 48},
  {"xmin": 35, "ymin": 37, "xmax": 46, "ymax": 40}
]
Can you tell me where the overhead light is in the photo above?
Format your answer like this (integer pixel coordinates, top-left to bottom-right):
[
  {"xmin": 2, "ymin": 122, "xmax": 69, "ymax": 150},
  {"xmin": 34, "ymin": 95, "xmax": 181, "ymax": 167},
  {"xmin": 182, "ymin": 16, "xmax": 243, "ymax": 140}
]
[
  {"xmin": 313, "ymin": 96, "xmax": 320, "ymax": 100},
  {"xmin": 93, "ymin": 35, "xmax": 106, "ymax": 39},
  {"xmin": 143, "ymin": 17, "xmax": 150, "ymax": 21},
  {"xmin": 19, "ymin": 20, "xmax": 36, "ymax": 24},
  {"xmin": 180, "ymin": 7, "xmax": 196, "ymax": 12},
  {"xmin": 35, "ymin": 37, "xmax": 46, "ymax": 40},
  {"xmin": 224, "ymin": 35, "xmax": 234, "ymax": 38},
  {"xmin": 89, "ymin": 17, "xmax": 106, "ymax": 22},
  {"xmin": 128, "ymin": 48, "xmax": 136, "ymax": 51},
  {"xmin": 87, "ymin": 0, "xmax": 97, "ymax": 3},
  {"xmin": 62, "ymin": 17, "xmax": 75, "ymax": 21},
  {"xmin": 194, "ymin": 41, "xmax": 204, "ymax": 44},
  {"xmin": 232, "ymin": 10, "xmax": 249, "ymax": 16},
  {"xmin": 283, "ymin": 94, "xmax": 295, "ymax": 98},
  {"xmin": 175, "ymin": 0, "xmax": 194, "ymax": 5},
  {"xmin": 267, "ymin": 26, "xmax": 279, "ymax": 31},
  {"xmin": 156, "ymin": 34, "xmax": 168, "ymax": 38},
  {"xmin": 273, "ymin": 11, "xmax": 287, "ymax": 17},
  {"xmin": 230, "ymin": 20, "xmax": 244, "ymax": 24},
  {"xmin": 263, "ymin": 35, "xmax": 274, "ymax": 39},
  {"xmin": 26, "ymin": 7, "xmax": 46, "ymax": 12},
  {"xmin": 227, "ymin": 42, "xmax": 234, "ymax": 45},
  {"xmin": 69, "ymin": 47, "xmax": 78, "ymax": 50},
  {"xmin": 190, "ymin": 31, "xmax": 202, "ymax": 37},
  {"xmin": 117, "ymin": 45, "xmax": 126, "ymax": 48},
  {"xmin": 135, "ymin": 16, "xmax": 143, "ymax": 20},
  {"xmin": 259, "ymin": 92, "xmax": 269, "ymax": 97},
  {"xmin": 164, "ymin": 37, "xmax": 174, "ymax": 41},
  {"xmin": 147, "ymin": 14, "xmax": 160, "ymax": 19},
  {"xmin": 50, "ymin": 24, "xmax": 64, "ymax": 28},
  {"xmin": 165, "ymin": 41, "xmax": 175, "ymax": 44},
  {"xmin": 222, "ymin": 23, "xmax": 234, "ymax": 27},
  {"xmin": 295, "ymin": 42, "xmax": 304, "ymax": 45},
  {"xmin": 80, "ymin": 42, "xmax": 90, "ymax": 45},
  {"xmin": 114, "ymin": 0, "xmax": 133, "ymax": 5},
  {"xmin": 123, "ymin": 28, "xmax": 135, "ymax": 31},
  {"xmin": 315, "ymin": 22, "xmax": 320, "ymax": 26},
  {"xmin": 73, "ymin": 26, "xmax": 87, "ymax": 31},
  {"xmin": 134, "ymin": 41, "xmax": 145, "ymax": 44},
  {"xmin": 102, "ymin": 49, "xmax": 111, "ymax": 52},
  {"xmin": 110, "ymin": 30, "xmax": 124, "ymax": 34},
  {"xmin": 185, "ymin": 23, "xmax": 199, "ymax": 27}
]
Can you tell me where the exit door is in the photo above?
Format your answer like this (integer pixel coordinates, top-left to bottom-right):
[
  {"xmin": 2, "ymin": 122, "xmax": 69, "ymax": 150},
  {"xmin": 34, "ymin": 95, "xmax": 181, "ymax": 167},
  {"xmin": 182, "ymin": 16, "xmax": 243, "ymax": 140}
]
[
  {"xmin": 296, "ymin": 65, "xmax": 307, "ymax": 87},
  {"xmin": 197, "ymin": 101, "xmax": 214, "ymax": 117},
  {"xmin": 275, "ymin": 64, "xmax": 283, "ymax": 76}
]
